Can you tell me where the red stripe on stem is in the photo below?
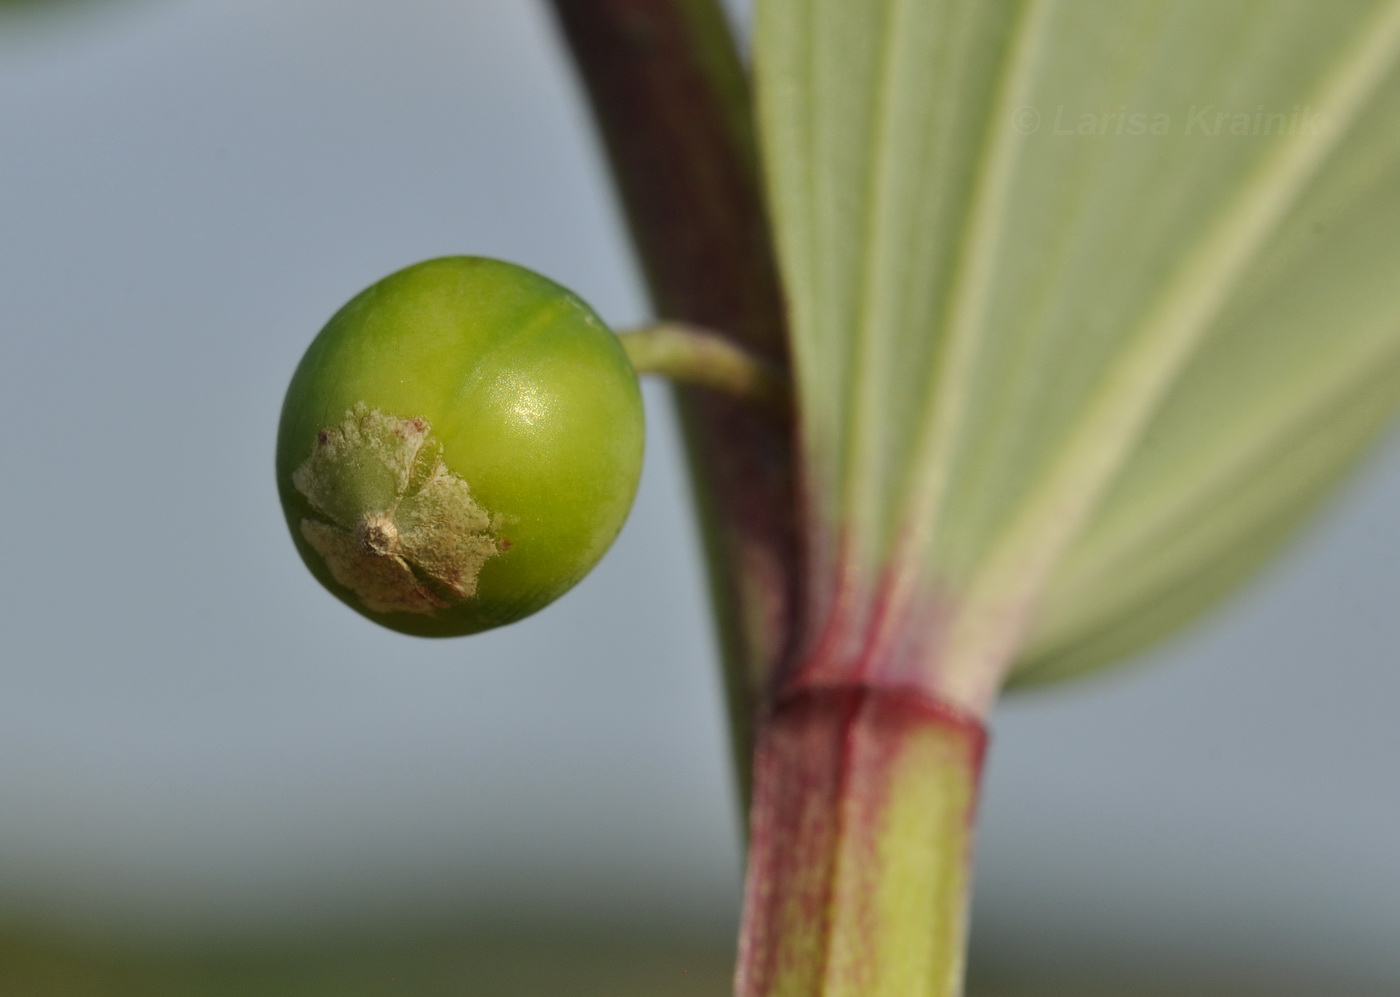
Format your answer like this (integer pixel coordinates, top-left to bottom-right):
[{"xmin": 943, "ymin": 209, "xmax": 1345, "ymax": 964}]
[{"xmin": 737, "ymin": 684, "xmax": 986, "ymax": 997}]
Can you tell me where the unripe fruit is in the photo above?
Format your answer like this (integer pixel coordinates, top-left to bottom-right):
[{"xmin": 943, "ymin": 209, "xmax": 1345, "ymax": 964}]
[{"xmin": 276, "ymin": 257, "xmax": 644, "ymax": 637}]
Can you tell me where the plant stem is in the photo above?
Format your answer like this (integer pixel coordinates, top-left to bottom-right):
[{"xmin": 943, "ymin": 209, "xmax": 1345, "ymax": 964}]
[
  {"xmin": 737, "ymin": 684, "xmax": 985, "ymax": 997},
  {"xmin": 547, "ymin": 0, "xmax": 797, "ymax": 796},
  {"xmin": 619, "ymin": 322, "xmax": 790, "ymax": 416},
  {"xmin": 549, "ymin": 4, "xmax": 986, "ymax": 993}
]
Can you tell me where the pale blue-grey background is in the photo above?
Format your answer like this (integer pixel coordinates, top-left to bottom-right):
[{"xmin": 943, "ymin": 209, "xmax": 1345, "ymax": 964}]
[{"xmin": 0, "ymin": 0, "xmax": 1396, "ymax": 989}]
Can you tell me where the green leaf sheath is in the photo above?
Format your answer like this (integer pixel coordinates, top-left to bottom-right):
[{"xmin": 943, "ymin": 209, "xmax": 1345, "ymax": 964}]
[
  {"xmin": 757, "ymin": 0, "xmax": 1034, "ymax": 669},
  {"xmin": 755, "ymin": 0, "xmax": 1400, "ymax": 704}
]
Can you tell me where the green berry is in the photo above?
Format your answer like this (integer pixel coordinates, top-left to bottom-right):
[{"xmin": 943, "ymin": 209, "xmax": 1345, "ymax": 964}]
[{"xmin": 276, "ymin": 257, "xmax": 644, "ymax": 637}]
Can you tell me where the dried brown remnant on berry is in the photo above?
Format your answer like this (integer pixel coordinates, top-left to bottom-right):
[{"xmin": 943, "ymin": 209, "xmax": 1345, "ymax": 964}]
[{"xmin": 292, "ymin": 404, "xmax": 503, "ymax": 616}]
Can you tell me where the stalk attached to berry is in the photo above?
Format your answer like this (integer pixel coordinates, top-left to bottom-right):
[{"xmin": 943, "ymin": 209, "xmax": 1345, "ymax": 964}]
[{"xmin": 277, "ymin": 255, "xmax": 782, "ymax": 637}]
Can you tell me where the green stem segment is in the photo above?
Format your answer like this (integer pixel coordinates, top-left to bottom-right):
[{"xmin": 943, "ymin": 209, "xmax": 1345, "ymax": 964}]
[
  {"xmin": 737, "ymin": 685, "xmax": 985, "ymax": 997},
  {"xmin": 619, "ymin": 322, "xmax": 790, "ymax": 416}
]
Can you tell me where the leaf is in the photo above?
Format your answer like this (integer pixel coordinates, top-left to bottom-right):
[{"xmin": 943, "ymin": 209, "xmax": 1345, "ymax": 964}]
[{"xmin": 755, "ymin": 0, "xmax": 1400, "ymax": 706}]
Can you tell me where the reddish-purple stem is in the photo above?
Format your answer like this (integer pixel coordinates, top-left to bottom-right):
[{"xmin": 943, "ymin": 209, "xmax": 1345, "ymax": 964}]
[{"xmin": 547, "ymin": 0, "xmax": 799, "ymax": 786}]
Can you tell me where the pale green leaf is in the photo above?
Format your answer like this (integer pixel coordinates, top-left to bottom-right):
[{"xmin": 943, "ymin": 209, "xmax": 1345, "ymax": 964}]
[{"xmin": 756, "ymin": 0, "xmax": 1400, "ymax": 706}]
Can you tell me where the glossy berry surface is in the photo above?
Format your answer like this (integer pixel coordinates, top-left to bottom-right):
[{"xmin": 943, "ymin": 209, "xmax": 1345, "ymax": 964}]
[{"xmin": 276, "ymin": 257, "xmax": 644, "ymax": 637}]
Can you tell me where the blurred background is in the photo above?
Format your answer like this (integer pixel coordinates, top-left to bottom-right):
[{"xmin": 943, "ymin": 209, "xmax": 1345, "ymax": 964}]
[{"xmin": 0, "ymin": 1, "xmax": 1396, "ymax": 993}]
